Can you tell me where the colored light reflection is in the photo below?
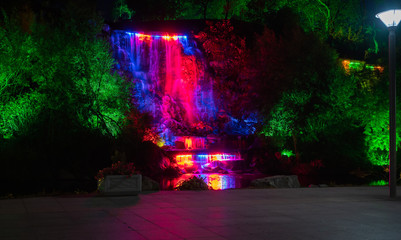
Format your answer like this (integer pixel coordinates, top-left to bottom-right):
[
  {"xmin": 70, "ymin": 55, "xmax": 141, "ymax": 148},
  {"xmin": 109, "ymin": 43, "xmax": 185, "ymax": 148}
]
[
  {"xmin": 176, "ymin": 153, "xmax": 240, "ymax": 165},
  {"xmin": 174, "ymin": 174, "xmax": 237, "ymax": 190},
  {"xmin": 197, "ymin": 154, "xmax": 239, "ymax": 162},
  {"xmin": 134, "ymin": 33, "xmax": 152, "ymax": 41},
  {"xmin": 342, "ymin": 59, "xmax": 384, "ymax": 73},
  {"xmin": 162, "ymin": 35, "xmax": 179, "ymax": 41},
  {"xmin": 208, "ymin": 174, "xmax": 225, "ymax": 190},
  {"xmin": 175, "ymin": 153, "xmax": 241, "ymax": 171},
  {"xmin": 185, "ymin": 138, "xmax": 193, "ymax": 149},
  {"xmin": 176, "ymin": 155, "xmax": 194, "ymax": 168},
  {"xmin": 130, "ymin": 32, "xmax": 187, "ymax": 42},
  {"xmin": 176, "ymin": 136, "xmax": 206, "ymax": 150}
]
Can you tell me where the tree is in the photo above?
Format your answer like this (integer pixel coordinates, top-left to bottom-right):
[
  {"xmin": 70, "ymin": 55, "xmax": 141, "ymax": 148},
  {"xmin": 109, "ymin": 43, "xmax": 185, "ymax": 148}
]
[
  {"xmin": 350, "ymin": 67, "xmax": 401, "ymax": 166},
  {"xmin": 0, "ymin": 12, "xmax": 41, "ymax": 139},
  {"xmin": 245, "ymin": 0, "xmax": 379, "ymax": 59},
  {"xmin": 126, "ymin": 0, "xmax": 181, "ymax": 21},
  {"xmin": 196, "ymin": 20, "xmax": 254, "ymax": 134},
  {"xmin": 0, "ymin": 3, "xmax": 135, "ymax": 191},
  {"xmin": 251, "ymin": 27, "xmax": 285, "ymax": 115},
  {"xmin": 258, "ymin": 21, "xmax": 363, "ymax": 164},
  {"xmin": 0, "ymin": 5, "xmax": 130, "ymax": 140},
  {"xmin": 112, "ymin": 0, "xmax": 135, "ymax": 22},
  {"xmin": 177, "ymin": 0, "xmax": 251, "ymax": 20}
]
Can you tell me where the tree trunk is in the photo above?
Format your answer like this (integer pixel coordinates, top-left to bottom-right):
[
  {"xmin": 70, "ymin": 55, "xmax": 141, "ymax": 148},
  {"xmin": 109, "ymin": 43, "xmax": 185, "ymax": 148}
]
[{"xmin": 202, "ymin": 0, "xmax": 210, "ymax": 20}]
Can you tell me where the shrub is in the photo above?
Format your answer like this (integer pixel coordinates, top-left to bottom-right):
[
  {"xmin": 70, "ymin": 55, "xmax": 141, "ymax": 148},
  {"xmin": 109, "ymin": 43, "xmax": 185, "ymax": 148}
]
[
  {"xmin": 95, "ymin": 161, "xmax": 138, "ymax": 181},
  {"xmin": 175, "ymin": 176, "xmax": 209, "ymax": 190}
]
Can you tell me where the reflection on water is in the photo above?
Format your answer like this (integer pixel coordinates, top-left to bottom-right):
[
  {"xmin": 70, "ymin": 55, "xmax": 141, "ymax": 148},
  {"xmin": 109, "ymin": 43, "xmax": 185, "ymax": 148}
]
[
  {"xmin": 207, "ymin": 174, "xmax": 235, "ymax": 190},
  {"xmin": 162, "ymin": 173, "xmax": 266, "ymax": 190}
]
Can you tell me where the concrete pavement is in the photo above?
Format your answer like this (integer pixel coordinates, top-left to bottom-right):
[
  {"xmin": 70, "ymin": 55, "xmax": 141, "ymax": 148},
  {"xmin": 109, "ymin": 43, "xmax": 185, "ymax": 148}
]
[{"xmin": 1, "ymin": 186, "xmax": 401, "ymax": 240}]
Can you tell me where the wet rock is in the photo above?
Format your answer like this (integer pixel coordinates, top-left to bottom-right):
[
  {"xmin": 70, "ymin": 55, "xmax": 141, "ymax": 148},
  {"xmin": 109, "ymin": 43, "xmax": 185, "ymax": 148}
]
[
  {"xmin": 251, "ymin": 175, "xmax": 300, "ymax": 188},
  {"xmin": 142, "ymin": 176, "xmax": 160, "ymax": 191}
]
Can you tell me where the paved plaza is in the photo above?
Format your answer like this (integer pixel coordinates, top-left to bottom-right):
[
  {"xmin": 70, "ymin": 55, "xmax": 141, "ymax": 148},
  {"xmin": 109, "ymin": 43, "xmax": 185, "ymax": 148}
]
[{"xmin": 1, "ymin": 186, "xmax": 401, "ymax": 240}]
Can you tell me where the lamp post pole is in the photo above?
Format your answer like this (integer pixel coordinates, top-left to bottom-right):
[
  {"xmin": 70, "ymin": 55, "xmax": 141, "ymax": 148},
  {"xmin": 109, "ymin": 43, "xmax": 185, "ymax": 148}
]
[
  {"xmin": 376, "ymin": 9, "xmax": 401, "ymax": 198},
  {"xmin": 389, "ymin": 26, "xmax": 397, "ymax": 198}
]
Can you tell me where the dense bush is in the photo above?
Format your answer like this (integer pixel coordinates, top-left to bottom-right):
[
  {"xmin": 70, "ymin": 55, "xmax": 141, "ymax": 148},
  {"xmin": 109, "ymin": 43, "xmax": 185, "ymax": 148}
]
[{"xmin": 175, "ymin": 176, "xmax": 209, "ymax": 190}]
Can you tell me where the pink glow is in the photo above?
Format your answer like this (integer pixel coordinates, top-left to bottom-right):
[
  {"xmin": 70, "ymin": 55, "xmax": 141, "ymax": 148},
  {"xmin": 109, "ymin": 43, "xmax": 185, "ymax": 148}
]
[
  {"xmin": 111, "ymin": 31, "xmax": 217, "ymax": 145},
  {"xmin": 176, "ymin": 153, "xmax": 241, "ymax": 162},
  {"xmin": 164, "ymin": 38, "xmax": 198, "ymax": 124},
  {"xmin": 175, "ymin": 136, "xmax": 206, "ymax": 150},
  {"xmin": 175, "ymin": 153, "xmax": 242, "ymax": 170},
  {"xmin": 130, "ymin": 32, "xmax": 200, "ymax": 127}
]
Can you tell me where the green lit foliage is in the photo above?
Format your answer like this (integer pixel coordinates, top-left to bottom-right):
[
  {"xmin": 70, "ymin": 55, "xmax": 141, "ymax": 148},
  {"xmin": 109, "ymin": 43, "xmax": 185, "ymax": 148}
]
[
  {"xmin": 342, "ymin": 59, "xmax": 383, "ymax": 91},
  {"xmin": 363, "ymin": 111, "xmax": 391, "ymax": 166},
  {"xmin": 112, "ymin": 0, "xmax": 135, "ymax": 21},
  {"xmin": 246, "ymin": 0, "xmax": 361, "ymax": 36},
  {"xmin": 258, "ymin": 23, "xmax": 340, "ymax": 135},
  {"xmin": 0, "ymin": 13, "xmax": 42, "ymax": 139},
  {"xmin": 245, "ymin": 0, "xmax": 378, "ymax": 58},
  {"xmin": 126, "ymin": 0, "xmax": 181, "ymax": 21},
  {"xmin": 223, "ymin": 0, "xmax": 250, "ymax": 20},
  {"xmin": 246, "ymin": 0, "xmax": 329, "ymax": 32},
  {"xmin": 177, "ymin": 0, "xmax": 251, "ymax": 20},
  {"xmin": 281, "ymin": 149, "xmax": 294, "ymax": 158},
  {"xmin": 0, "ymin": 7, "xmax": 130, "ymax": 140},
  {"xmin": 258, "ymin": 22, "xmax": 369, "ymax": 171},
  {"xmin": 260, "ymin": 32, "xmax": 398, "ymax": 168},
  {"xmin": 262, "ymin": 91, "xmax": 311, "ymax": 138},
  {"xmin": 338, "ymin": 60, "xmax": 401, "ymax": 167},
  {"xmin": 369, "ymin": 180, "xmax": 388, "ymax": 186},
  {"xmin": 0, "ymin": 93, "xmax": 45, "ymax": 139},
  {"xmin": 350, "ymin": 67, "xmax": 401, "ymax": 166}
]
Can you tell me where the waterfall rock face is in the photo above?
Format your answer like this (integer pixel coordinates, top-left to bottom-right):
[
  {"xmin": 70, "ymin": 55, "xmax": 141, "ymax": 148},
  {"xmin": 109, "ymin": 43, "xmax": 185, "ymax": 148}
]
[{"xmin": 111, "ymin": 31, "xmax": 217, "ymax": 143}]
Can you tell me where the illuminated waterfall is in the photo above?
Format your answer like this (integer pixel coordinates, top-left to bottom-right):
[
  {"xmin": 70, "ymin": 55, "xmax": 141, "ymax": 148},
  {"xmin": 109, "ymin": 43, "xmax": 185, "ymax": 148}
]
[{"xmin": 111, "ymin": 31, "xmax": 217, "ymax": 143}]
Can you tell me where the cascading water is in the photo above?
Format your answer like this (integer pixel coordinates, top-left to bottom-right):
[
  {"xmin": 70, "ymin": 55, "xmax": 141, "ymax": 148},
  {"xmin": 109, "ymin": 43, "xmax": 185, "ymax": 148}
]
[
  {"xmin": 111, "ymin": 31, "xmax": 216, "ymax": 145},
  {"xmin": 111, "ymin": 30, "xmax": 263, "ymax": 189}
]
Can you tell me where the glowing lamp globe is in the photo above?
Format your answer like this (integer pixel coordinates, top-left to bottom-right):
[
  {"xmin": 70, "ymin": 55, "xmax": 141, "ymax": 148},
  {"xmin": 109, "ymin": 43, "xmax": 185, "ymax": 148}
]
[{"xmin": 376, "ymin": 9, "xmax": 401, "ymax": 27}]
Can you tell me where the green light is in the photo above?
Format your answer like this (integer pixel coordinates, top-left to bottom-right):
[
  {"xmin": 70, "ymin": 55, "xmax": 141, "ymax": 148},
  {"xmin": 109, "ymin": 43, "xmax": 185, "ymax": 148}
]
[
  {"xmin": 365, "ymin": 65, "xmax": 374, "ymax": 70},
  {"xmin": 281, "ymin": 149, "xmax": 295, "ymax": 157},
  {"xmin": 363, "ymin": 109, "xmax": 401, "ymax": 166},
  {"xmin": 0, "ymin": 12, "xmax": 129, "ymax": 139},
  {"xmin": 349, "ymin": 61, "xmax": 362, "ymax": 69},
  {"xmin": 369, "ymin": 180, "xmax": 388, "ymax": 186}
]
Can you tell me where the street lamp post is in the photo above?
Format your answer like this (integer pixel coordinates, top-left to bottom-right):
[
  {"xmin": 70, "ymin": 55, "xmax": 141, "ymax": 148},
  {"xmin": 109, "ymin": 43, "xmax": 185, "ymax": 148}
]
[{"xmin": 376, "ymin": 9, "xmax": 401, "ymax": 198}]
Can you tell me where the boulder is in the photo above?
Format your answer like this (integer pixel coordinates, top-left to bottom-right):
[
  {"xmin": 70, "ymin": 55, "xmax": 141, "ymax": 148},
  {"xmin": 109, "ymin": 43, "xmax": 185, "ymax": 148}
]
[
  {"xmin": 142, "ymin": 176, "xmax": 160, "ymax": 191},
  {"xmin": 251, "ymin": 175, "xmax": 300, "ymax": 188}
]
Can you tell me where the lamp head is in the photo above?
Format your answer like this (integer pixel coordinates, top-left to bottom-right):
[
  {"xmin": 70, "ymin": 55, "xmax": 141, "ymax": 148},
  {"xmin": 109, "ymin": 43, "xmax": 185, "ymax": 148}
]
[{"xmin": 376, "ymin": 9, "xmax": 401, "ymax": 27}]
